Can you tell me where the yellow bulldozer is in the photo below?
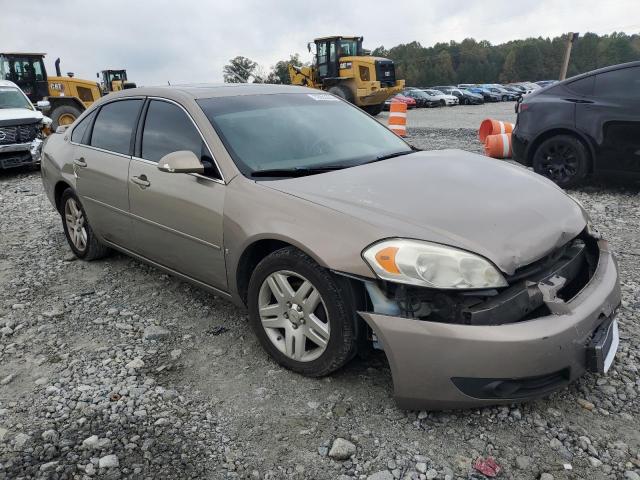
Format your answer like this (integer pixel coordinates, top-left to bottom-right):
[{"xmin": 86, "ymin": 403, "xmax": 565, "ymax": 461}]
[{"xmin": 288, "ymin": 36, "xmax": 404, "ymax": 115}]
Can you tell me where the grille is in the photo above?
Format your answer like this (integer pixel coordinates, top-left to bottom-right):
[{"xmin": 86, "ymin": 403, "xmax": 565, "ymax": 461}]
[
  {"xmin": 0, "ymin": 124, "xmax": 39, "ymax": 145},
  {"xmin": 375, "ymin": 60, "xmax": 396, "ymax": 87}
]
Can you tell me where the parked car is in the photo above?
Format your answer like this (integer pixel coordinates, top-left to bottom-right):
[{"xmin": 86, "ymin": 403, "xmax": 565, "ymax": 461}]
[
  {"xmin": 436, "ymin": 87, "xmax": 483, "ymax": 105},
  {"xmin": 513, "ymin": 61, "xmax": 640, "ymax": 187},
  {"xmin": 402, "ymin": 89, "xmax": 438, "ymax": 107},
  {"xmin": 481, "ymin": 85, "xmax": 517, "ymax": 101},
  {"xmin": 420, "ymin": 89, "xmax": 459, "ymax": 106},
  {"xmin": 464, "ymin": 87, "xmax": 501, "ymax": 102},
  {"xmin": 0, "ymin": 80, "xmax": 52, "ymax": 169},
  {"xmin": 536, "ymin": 80, "xmax": 558, "ymax": 88},
  {"xmin": 383, "ymin": 94, "xmax": 416, "ymax": 110},
  {"xmin": 41, "ymin": 84, "xmax": 621, "ymax": 409},
  {"xmin": 501, "ymin": 85, "xmax": 524, "ymax": 99}
]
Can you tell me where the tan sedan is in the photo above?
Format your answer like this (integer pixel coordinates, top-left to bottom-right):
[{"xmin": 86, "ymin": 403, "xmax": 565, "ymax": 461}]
[{"xmin": 41, "ymin": 84, "xmax": 621, "ymax": 409}]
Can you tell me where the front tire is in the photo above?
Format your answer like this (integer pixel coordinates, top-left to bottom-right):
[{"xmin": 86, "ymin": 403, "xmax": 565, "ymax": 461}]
[
  {"xmin": 363, "ymin": 103, "xmax": 384, "ymax": 116},
  {"xmin": 60, "ymin": 189, "xmax": 110, "ymax": 260},
  {"xmin": 327, "ymin": 85, "xmax": 355, "ymax": 104},
  {"xmin": 532, "ymin": 135, "xmax": 589, "ymax": 188},
  {"xmin": 247, "ymin": 247, "xmax": 357, "ymax": 377},
  {"xmin": 50, "ymin": 105, "xmax": 82, "ymax": 130}
]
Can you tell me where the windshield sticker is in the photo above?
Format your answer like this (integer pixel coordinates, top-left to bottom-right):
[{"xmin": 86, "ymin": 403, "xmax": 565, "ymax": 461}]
[{"xmin": 307, "ymin": 93, "xmax": 339, "ymax": 101}]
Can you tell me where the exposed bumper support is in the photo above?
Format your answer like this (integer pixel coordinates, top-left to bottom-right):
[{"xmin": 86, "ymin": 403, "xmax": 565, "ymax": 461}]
[{"xmin": 358, "ymin": 240, "xmax": 621, "ymax": 410}]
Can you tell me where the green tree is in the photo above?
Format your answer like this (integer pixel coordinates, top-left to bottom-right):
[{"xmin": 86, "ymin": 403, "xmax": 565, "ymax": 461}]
[
  {"xmin": 266, "ymin": 54, "xmax": 305, "ymax": 84},
  {"xmin": 223, "ymin": 56, "xmax": 259, "ymax": 83}
]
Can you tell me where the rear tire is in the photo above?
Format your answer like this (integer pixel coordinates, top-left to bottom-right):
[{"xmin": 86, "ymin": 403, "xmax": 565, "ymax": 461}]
[
  {"xmin": 50, "ymin": 105, "xmax": 82, "ymax": 130},
  {"xmin": 327, "ymin": 85, "xmax": 354, "ymax": 104},
  {"xmin": 247, "ymin": 247, "xmax": 357, "ymax": 377},
  {"xmin": 532, "ymin": 135, "xmax": 589, "ymax": 188},
  {"xmin": 502, "ymin": 95, "xmax": 508, "ymax": 102},
  {"xmin": 439, "ymin": 99, "xmax": 446, "ymax": 107},
  {"xmin": 463, "ymin": 98, "xmax": 470, "ymax": 105},
  {"xmin": 363, "ymin": 103, "xmax": 384, "ymax": 116},
  {"xmin": 60, "ymin": 189, "xmax": 110, "ymax": 260}
]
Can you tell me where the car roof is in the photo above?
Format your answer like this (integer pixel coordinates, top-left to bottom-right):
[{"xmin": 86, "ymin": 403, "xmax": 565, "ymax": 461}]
[
  {"xmin": 0, "ymin": 80, "xmax": 20, "ymax": 88},
  {"xmin": 560, "ymin": 60, "xmax": 640, "ymax": 85},
  {"xmin": 105, "ymin": 83, "xmax": 320, "ymax": 102}
]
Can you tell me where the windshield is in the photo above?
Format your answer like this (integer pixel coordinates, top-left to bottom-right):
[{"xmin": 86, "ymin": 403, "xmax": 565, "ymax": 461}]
[
  {"xmin": 198, "ymin": 93, "xmax": 411, "ymax": 177},
  {"xmin": 339, "ymin": 39, "xmax": 360, "ymax": 56},
  {"xmin": 0, "ymin": 86, "xmax": 33, "ymax": 110}
]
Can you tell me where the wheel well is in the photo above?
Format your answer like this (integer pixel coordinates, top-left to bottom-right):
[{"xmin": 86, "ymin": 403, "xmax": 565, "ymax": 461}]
[
  {"xmin": 49, "ymin": 97, "xmax": 85, "ymax": 112},
  {"xmin": 528, "ymin": 128, "xmax": 594, "ymax": 172},
  {"xmin": 236, "ymin": 239, "xmax": 293, "ymax": 305},
  {"xmin": 54, "ymin": 181, "xmax": 72, "ymax": 212}
]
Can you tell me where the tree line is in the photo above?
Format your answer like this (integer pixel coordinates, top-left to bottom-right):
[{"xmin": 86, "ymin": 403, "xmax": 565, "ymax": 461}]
[{"xmin": 223, "ymin": 32, "xmax": 640, "ymax": 86}]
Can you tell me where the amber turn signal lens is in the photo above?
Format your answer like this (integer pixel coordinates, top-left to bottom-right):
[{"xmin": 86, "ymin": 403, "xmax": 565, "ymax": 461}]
[{"xmin": 375, "ymin": 246, "xmax": 400, "ymax": 274}]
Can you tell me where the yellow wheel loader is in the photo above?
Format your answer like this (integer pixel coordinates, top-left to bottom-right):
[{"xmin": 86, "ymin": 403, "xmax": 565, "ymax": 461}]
[
  {"xmin": 98, "ymin": 69, "xmax": 136, "ymax": 95},
  {"xmin": 0, "ymin": 53, "xmax": 102, "ymax": 129},
  {"xmin": 288, "ymin": 36, "xmax": 404, "ymax": 115}
]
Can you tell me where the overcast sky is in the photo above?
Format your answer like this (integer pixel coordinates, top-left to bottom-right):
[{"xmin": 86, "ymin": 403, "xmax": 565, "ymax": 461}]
[{"xmin": 2, "ymin": 0, "xmax": 638, "ymax": 85}]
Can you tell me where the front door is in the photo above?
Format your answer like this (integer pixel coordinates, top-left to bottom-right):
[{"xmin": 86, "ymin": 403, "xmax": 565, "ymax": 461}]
[
  {"xmin": 128, "ymin": 99, "xmax": 227, "ymax": 290},
  {"xmin": 73, "ymin": 98, "xmax": 143, "ymax": 248}
]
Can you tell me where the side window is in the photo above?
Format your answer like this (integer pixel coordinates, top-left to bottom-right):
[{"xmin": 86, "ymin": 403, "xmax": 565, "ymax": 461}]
[
  {"xmin": 71, "ymin": 110, "xmax": 96, "ymax": 144},
  {"xmin": 142, "ymin": 100, "xmax": 219, "ymax": 178},
  {"xmin": 90, "ymin": 99, "xmax": 142, "ymax": 155},
  {"xmin": 594, "ymin": 67, "xmax": 640, "ymax": 101},
  {"xmin": 566, "ymin": 75, "xmax": 594, "ymax": 96}
]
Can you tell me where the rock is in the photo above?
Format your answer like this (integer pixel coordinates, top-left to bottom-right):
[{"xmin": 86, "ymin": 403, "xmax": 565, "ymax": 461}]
[
  {"xmin": 39, "ymin": 461, "xmax": 58, "ymax": 472},
  {"xmin": 328, "ymin": 437, "xmax": 356, "ymax": 460},
  {"xmin": 625, "ymin": 472, "xmax": 640, "ymax": 480},
  {"xmin": 99, "ymin": 454, "xmax": 119, "ymax": 468},
  {"xmin": 13, "ymin": 433, "xmax": 31, "ymax": 450},
  {"xmin": 425, "ymin": 469, "xmax": 438, "ymax": 480},
  {"xmin": 41, "ymin": 429, "xmax": 59, "ymax": 443},
  {"xmin": 143, "ymin": 325, "xmax": 171, "ymax": 341},
  {"xmin": 577, "ymin": 398, "xmax": 595, "ymax": 410},
  {"xmin": 170, "ymin": 349, "xmax": 182, "ymax": 360},
  {"xmin": 588, "ymin": 457, "xmax": 603, "ymax": 468},
  {"xmin": 549, "ymin": 438, "xmax": 563, "ymax": 449},
  {"xmin": 415, "ymin": 462, "xmax": 427, "ymax": 473},
  {"xmin": 85, "ymin": 463, "xmax": 96, "ymax": 475},
  {"xmin": 540, "ymin": 474, "xmax": 554, "ymax": 480},
  {"xmin": 1, "ymin": 327, "xmax": 14, "ymax": 336},
  {"xmin": 0, "ymin": 374, "xmax": 15, "ymax": 385},
  {"xmin": 82, "ymin": 435, "xmax": 99, "ymax": 449},
  {"xmin": 125, "ymin": 358, "xmax": 145, "ymax": 370},
  {"xmin": 318, "ymin": 446, "xmax": 328, "ymax": 456},
  {"xmin": 516, "ymin": 455, "xmax": 532, "ymax": 469},
  {"xmin": 0, "ymin": 427, "xmax": 9, "ymax": 442},
  {"xmin": 367, "ymin": 471, "xmax": 394, "ymax": 480}
]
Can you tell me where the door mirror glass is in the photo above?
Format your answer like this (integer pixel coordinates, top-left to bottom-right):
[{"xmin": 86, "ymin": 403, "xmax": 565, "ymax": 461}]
[{"xmin": 157, "ymin": 150, "xmax": 204, "ymax": 174}]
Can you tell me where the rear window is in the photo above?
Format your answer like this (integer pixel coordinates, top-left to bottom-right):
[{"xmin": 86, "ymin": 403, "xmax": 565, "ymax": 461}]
[
  {"xmin": 565, "ymin": 76, "xmax": 594, "ymax": 96},
  {"xmin": 90, "ymin": 99, "xmax": 142, "ymax": 155},
  {"xmin": 594, "ymin": 66, "xmax": 640, "ymax": 101}
]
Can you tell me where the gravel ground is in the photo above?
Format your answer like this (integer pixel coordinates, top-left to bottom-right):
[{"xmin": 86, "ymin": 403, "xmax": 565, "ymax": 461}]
[
  {"xmin": 378, "ymin": 102, "xmax": 517, "ymax": 129},
  {"xmin": 1, "ymin": 120, "xmax": 639, "ymax": 480}
]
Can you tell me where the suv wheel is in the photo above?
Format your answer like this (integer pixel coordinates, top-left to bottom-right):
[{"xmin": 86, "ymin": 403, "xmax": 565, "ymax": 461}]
[
  {"xmin": 532, "ymin": 135, "xmax": 589, "ymax": 188},
  {"xmin": 327, "ymin": 85, "xmax": 354, "ymax": 104},
  {"xmin": 247, "ymin": 247, "xmax": 357, "ymax": 377},
  {"xmin": 60, "ymin": 189, "xmax": 110, "ymax": 260}
]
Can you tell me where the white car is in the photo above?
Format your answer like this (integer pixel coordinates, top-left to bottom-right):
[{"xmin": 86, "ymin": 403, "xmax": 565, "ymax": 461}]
[
  {"xmin": 0, "ymin": 80, "xmax": 51, "ymax": 169},
  {"xmin": 421, "ymin": 89, "xmax": 459, "ymax": 106}
]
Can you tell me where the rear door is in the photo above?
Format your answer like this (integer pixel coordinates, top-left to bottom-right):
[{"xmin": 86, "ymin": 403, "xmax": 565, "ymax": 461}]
[
  {"xmin": 576, "ymin": 65, "xmax": 640, "ymax": 174},
  {"xmin": 73, "ymin": 98, "xmax": 143, "ymax": 248},
  {"xmin": 128, "ymin": 98, "xmax": 227, "ymax": 290}
]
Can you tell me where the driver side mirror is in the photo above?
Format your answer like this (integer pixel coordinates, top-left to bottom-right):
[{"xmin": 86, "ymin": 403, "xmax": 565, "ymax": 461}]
[{"xmin": 157, "ymin": 150, "xmax": 204, "ymax": 174}]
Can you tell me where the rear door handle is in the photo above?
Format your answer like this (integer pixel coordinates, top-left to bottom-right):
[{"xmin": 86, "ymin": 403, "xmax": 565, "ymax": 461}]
[
  {"xmin": 73, "ymin": 157, "xmax": 87, "ymax": 168},
  {"xmin": 131, "ymin": 175, "xmax": 151, "ymax": 188},
  {"xmin": 565, "ymin": 98, "xmax": 594, "ymax": 104}
]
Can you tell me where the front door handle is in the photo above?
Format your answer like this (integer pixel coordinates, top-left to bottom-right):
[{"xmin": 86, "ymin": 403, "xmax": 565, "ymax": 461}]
[
  {"xmin": 131, "ymin": 175, "xmax": 151, "ymax": 188},
  {"xmin": 73, "ymin": 157, "xmax": 87, "ymax": 168}
]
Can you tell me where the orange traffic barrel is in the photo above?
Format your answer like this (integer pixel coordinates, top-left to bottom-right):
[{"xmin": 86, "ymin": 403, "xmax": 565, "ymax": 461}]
[
  {"xmin": 484, "ymin": 133, "xmax": 512, "ymax": 159},
  {"xmin": 388, "ymin": 102, "xmax": 407, "ymax": 137},
  {"xmin": 478, "ymin": 119, "xmax": 514, "ymax": 142}
]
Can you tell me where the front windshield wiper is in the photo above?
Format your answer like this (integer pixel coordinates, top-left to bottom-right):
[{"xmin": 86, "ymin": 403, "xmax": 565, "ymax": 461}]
[
  {"xmin": 363, "ymin": 149, "xmax": 416, "ymax": 165},
  {"xmin": 251, "ymin": 165, "xmax": 348, "ymax": 178}
]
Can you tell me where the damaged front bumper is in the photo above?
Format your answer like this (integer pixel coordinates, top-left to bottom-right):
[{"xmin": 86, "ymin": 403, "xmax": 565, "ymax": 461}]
[
  {"xmin": 358, "ymin": 239, "xmax": 621, "ymax": 410},
  {"xmin": 0, "ymin": 139, "xmax": 43, "ymax": 168}
]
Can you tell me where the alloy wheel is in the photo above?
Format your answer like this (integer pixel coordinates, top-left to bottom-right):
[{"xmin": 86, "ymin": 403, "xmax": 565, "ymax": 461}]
[
  {"xmin": 258, "ymin": 270, "xmax": 330, "ymax": 362},
  {"xmin": 64, "ymin": 197, "xmax": 87, "ymax": 252},
  {"xmin": 537, "ymin": 140, "xmax": 580, "ymax": 184}
]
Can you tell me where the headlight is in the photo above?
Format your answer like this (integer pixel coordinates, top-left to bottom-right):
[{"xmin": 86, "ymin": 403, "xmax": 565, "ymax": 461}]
[{"xmin": 362, "ymin": 239, "xmax": 508, "ymax": 289}]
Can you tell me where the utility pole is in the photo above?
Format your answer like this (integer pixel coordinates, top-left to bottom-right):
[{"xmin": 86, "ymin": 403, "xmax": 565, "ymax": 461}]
[{"xmin": 559, "ymin": 32, "xmax": 579, "ymax": 80}]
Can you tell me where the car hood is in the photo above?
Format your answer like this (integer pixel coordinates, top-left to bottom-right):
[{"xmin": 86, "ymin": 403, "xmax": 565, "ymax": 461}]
[
  {"xmin": 0, "ymin": 108, "xmax": 43, "ymax": 123},
  {"xmin": 262, "ymin": 150, "xmax": 587, "ymax": 275}
]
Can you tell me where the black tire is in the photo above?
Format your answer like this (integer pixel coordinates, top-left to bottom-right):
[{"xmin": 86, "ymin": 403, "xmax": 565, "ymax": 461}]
[
  {"xmin": 463, "ymin": 98, "xmax": 470, "ymax": 105},
  {"xmin": 50, "ymin": 105, "xmax": 82, "ymax": 130},
  {"xmin": 439, "ymin": 99, "xmax": 446, "ymax": 107},
  {"xmin": 60, "ymin": 189, "xmax": 110, "ymax": 260},
  {"xmin": 532, "ymin": 135, "xmax": 590, "ymax": 188},
  {"xmin": 327, "ymin": 85, "xmax": 354, "ymax": 104},
  {"xmin": 247, "ymin": 247, "xmax": 357, "ymax": 377},
  {"xmin": 362, "ymin": 103, "xmax": 384, "ymax": 116},
  {"xmin": 502, "ymin": 95, "xmax": 508, "ymax": 102}
]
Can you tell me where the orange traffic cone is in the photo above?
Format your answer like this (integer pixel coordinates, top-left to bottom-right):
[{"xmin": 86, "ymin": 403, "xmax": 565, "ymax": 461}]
[
  {"xmin": 479, "ymin": 119, "xmax": 514, "ymax": 142},
  {"xmin": 484, "ymin": 133, "xmax": 512, "ymax": 159},
  {"xmin": 388, "ymin": 102, "xmax": 407, "ymax": 137}
]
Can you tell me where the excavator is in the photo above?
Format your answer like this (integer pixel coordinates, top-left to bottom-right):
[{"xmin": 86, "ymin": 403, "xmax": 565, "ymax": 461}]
[{"xmin": 288, "ymin": 36, "xmax": 404, "ymax": 115}]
